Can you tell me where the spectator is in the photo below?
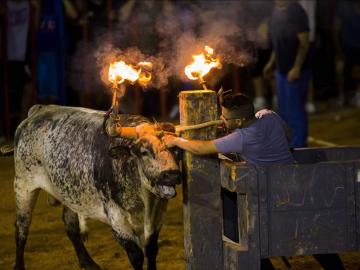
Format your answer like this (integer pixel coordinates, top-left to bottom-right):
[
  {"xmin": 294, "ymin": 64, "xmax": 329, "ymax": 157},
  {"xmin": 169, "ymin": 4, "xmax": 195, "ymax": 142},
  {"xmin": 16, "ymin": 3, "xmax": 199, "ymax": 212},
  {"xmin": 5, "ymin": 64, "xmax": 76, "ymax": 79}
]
[
  {"xmin": 6, "ymin": 0, "xmax": 32, "ymax": 131},
  {"xmin": 299, "ymin": 0, "xmax": 317, "ymax": 114},
  {"xmin": 263, "ymin": 0, "xmax": 310, "ymax": 148},
  {"xmin": 36, "ymin": 0, "xmax": 67, "ymax": 105},
  {"xmin": 252, "ymin": 15, "xmax": 275, "ymax": 111},
  {"xmin": 314, "ymin": 0, "xmax": 337, "ymax": 100},
  {"xmin": 334, "ymin": 0, "xmax": 360, "ymax": 108}
]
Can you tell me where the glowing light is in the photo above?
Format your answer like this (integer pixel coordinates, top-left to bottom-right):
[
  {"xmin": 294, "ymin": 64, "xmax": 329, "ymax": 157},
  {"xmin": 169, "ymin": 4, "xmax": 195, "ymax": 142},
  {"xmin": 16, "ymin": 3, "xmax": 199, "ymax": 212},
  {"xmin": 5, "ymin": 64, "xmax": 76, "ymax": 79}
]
[
  {"xmin": 108, "ymin": 61, "xmax": 152, "ymax": 87},
  {"xmin": 185, "ymin": 46, "xmax": 222, "ymax": 80}
]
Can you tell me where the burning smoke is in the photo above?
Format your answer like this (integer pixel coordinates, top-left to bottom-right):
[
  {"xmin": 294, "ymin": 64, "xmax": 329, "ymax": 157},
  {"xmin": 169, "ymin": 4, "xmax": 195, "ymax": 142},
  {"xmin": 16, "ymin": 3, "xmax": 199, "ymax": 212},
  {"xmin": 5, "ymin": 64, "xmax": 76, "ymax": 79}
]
[
  {"xmin": 70, "ymin": 1, "xmax": 273, "ymax": 93},
  {"xmin": 96, "ymin": 45, "xmax": 170, "ymax": 89}
]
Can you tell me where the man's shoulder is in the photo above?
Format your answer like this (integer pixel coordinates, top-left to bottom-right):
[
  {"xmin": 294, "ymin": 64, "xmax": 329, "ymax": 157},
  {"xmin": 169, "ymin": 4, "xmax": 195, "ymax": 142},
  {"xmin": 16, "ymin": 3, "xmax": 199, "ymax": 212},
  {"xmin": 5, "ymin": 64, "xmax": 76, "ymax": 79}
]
[
  {"xmin": 258, "ymin": 112, "xmax": 283, "ymax": 124},
  {"xmin": 255, "ymin": 113, "xmax": 287, "ymax": 133}
]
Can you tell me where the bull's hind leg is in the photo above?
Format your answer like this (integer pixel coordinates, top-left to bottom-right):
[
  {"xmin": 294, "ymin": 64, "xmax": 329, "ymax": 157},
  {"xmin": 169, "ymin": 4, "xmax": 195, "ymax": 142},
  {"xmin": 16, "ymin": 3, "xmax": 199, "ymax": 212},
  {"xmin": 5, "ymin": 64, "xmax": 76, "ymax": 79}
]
[
  {"xmin": 14, "ymin": 178, "xmax": 40, "ymax": 270},
  {"xmin": 113, "ymin": 231, "xmax": 144, "ymax": 270},
  {"xmin": 62, "ymin": 206, "xmax": 101, "ymax": 270}
]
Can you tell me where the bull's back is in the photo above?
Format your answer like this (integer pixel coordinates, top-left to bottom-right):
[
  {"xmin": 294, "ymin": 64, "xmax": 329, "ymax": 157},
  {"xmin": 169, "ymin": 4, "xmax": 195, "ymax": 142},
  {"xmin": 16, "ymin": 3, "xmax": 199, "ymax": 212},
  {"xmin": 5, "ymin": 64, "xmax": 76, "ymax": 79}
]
[{"xmin": 14, "ymin": 105, "xmax": 146, "ymax": 218}]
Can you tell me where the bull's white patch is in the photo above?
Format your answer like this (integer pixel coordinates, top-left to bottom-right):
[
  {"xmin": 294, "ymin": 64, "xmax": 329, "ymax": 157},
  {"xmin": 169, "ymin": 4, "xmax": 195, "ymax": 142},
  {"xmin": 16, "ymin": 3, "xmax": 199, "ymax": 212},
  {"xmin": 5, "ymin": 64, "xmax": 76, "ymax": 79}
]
[{"xmin": 357, "ymin": 169, "xmax": 360, "ymax": 183}]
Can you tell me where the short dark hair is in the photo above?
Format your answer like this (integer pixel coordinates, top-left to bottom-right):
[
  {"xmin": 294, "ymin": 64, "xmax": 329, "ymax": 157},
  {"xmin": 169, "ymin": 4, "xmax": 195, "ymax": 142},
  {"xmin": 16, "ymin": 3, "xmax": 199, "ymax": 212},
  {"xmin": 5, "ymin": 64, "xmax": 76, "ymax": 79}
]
[{"xmin": 221, "ymin": 93, "xmax": 254, "ymax": 120}]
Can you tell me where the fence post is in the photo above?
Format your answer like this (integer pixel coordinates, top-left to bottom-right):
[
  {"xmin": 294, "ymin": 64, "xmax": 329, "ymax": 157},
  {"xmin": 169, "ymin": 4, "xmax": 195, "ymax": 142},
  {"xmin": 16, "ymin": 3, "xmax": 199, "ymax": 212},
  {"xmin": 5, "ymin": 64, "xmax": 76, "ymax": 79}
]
[{"xmin": 179, "ymin": 90, "xmax": 223, "ymax": 269}]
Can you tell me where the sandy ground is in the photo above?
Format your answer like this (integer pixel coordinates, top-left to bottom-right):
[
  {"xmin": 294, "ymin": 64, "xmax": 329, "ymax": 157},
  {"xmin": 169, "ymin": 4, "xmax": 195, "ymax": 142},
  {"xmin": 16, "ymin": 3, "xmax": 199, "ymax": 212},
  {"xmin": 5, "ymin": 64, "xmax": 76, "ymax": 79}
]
[{"xmin": 1, "ymin": 105, "xmax": 360, "ymax": 270}]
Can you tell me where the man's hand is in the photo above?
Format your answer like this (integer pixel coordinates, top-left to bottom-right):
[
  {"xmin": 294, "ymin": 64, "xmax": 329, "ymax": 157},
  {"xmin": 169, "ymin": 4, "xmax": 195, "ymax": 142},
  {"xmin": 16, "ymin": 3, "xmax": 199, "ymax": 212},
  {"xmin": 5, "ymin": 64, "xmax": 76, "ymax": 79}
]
[
  {"xmin": 263, "ymin": 51, "xmax": 276, "ymax": 79},
  {"xmin": 255, "ymin": 109, "xmax": 273, "ymax": 119},
  {"xmin": 287, "ymin": 66, "xmax": 301, "ymax": 82},
  {"xmin": 162, "ymin": 134, "xmax": 178, "ymax": 148},
  {"xmin": 263, "ymin": 63, "xmax": 274, "ymax": 79}
]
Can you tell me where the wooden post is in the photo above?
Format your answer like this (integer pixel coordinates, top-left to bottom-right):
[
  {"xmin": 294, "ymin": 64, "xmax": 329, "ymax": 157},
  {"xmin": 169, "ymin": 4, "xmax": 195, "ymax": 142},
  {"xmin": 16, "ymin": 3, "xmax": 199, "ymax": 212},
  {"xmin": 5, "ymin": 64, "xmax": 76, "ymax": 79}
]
[{"xmin": 179, "ymin": 90, "xmax": 223, "ymax": 270}]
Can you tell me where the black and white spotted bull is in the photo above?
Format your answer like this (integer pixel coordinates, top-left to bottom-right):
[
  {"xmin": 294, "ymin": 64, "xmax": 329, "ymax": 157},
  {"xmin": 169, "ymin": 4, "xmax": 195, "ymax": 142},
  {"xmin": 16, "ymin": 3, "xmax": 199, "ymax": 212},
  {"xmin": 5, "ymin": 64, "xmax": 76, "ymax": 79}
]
[{"xmin": 13, "ymin": 104, "xmax": 181, "ymax": 270}]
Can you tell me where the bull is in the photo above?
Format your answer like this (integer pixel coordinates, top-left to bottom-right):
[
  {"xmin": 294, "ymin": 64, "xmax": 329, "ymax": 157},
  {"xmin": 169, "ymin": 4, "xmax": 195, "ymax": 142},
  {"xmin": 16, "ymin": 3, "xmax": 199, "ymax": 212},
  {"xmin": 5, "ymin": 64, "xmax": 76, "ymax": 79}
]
[{"xmin": 13, "ymin": 104, "xmax": 181, "ymax": 270}]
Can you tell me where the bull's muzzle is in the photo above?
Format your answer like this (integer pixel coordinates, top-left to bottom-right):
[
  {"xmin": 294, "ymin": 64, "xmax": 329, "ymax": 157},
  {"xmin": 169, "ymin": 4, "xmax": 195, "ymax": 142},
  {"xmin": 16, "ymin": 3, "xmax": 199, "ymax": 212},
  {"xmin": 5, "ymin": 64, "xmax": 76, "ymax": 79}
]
[{"xmin": 158, "ymin": 170, "xmax": 181, "ymax": 186}]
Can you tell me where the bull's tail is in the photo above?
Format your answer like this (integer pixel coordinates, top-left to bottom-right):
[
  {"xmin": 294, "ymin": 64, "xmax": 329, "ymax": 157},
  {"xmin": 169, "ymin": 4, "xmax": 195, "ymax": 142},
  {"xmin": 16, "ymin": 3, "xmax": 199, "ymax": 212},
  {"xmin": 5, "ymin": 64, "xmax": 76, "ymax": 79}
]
[{"xmin": 0, "ymin": 143, "xmax": 14, "ymax": 156}]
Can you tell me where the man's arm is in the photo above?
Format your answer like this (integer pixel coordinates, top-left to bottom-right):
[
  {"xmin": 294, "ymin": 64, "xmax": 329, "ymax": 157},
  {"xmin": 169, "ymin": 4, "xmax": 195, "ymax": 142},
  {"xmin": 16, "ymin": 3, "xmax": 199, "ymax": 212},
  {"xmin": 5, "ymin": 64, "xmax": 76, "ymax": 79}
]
[
  {"xmin": 263, "ymin": 51, "xmax": 276, "ymax": 79},
  {"xmin": 163, "ymin": 135, "xmax": 219, "ymax": 155},
  {"xmin": 287, "ymin": 32, "xmax": 309, "ymax": 82}
]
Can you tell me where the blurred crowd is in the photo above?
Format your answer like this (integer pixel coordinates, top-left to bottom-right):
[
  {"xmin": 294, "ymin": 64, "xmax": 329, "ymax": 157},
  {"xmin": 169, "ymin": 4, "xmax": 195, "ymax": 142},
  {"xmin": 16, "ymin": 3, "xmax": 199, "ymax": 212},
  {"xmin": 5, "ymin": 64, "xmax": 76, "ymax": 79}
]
[{"xmin": 1, "ymin": 0, "xmax": 360, "ymax": 143}]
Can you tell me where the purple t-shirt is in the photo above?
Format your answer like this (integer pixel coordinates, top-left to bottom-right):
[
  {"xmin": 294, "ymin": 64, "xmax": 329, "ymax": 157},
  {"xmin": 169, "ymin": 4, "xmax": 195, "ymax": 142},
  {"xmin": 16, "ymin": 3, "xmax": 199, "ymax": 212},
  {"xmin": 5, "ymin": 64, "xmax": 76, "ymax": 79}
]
[{"xmin": 214, "ymin": 113, "xmax": 294, "ymax": 165}]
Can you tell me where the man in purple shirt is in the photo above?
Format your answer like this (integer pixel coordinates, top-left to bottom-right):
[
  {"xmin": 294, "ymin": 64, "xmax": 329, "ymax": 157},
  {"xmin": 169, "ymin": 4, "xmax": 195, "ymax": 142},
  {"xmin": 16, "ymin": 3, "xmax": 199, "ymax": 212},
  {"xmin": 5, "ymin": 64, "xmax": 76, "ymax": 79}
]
[
  {"xmin": 163, "ymin": 92, "xmax": 345, "ymax": 269},
  {"xmin": 163, "ymin": 92, "xmax": 293, "ymax": 270},
  {"xmin": 163, "ymin": 93, "xmax": 294, "ymax": 165}
]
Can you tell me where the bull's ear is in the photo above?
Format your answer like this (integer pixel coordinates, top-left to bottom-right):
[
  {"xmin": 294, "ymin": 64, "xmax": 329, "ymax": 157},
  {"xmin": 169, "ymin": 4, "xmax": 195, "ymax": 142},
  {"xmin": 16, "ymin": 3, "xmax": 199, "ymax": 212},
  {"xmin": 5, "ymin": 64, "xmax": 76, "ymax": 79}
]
[
  {"xmin": 156, "ymin": 123, "xmax": 175, "ymax": 133},
  {"xmin": 108, "ymin": 145, "xmax": 131, "ymax": 159},
  {"xmin": 129, "ymin": 139, "xmax": 142, "ymax": 157}
]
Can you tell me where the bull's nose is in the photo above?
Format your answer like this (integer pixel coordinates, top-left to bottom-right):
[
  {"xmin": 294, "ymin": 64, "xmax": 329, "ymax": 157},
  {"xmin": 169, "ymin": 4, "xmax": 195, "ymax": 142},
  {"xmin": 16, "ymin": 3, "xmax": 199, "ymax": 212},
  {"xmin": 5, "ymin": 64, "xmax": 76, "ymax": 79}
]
[{"xmin": 158, "ymin": 170, "xmax": 181, "ymax": 185}]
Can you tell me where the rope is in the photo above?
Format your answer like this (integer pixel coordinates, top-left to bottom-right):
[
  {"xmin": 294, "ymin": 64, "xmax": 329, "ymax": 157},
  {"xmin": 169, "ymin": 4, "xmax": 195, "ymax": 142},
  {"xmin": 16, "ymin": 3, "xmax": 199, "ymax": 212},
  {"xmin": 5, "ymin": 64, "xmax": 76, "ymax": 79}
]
[{"xmin": 175, "ymin": 120, "xmax": 223, "ymax": 135}]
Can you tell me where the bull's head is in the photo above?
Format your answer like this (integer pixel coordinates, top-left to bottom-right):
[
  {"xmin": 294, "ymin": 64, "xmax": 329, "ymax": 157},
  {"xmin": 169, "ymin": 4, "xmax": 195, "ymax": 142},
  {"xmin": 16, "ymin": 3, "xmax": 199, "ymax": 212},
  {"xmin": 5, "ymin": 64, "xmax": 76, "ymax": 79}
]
[{"xmin": 109, "ymin": 123, "xmax": 181, "ymax": 199}]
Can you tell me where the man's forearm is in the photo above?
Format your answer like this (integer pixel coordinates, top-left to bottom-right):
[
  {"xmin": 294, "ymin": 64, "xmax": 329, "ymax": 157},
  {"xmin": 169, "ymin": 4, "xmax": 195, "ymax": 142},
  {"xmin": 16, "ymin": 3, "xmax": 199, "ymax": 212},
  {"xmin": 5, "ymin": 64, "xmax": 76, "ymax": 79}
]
[
  {"xmin": 293, "ymin": 33, "xmax": 309, "ymax": 69},
  {"xmin": 268, "ymin": 51, "xmax": 276, "ymax": 68},
  {"xmin": 173, "ymin": 138, "xmax": 218, "ymax": 155}
]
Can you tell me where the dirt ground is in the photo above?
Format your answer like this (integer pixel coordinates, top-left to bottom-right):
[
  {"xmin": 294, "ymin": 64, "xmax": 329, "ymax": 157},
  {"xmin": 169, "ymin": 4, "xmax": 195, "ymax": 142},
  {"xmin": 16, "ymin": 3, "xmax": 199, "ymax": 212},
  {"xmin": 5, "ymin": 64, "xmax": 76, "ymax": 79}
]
[{"xmin": 1, "ymin": 104, "xmax": 360, "ymax": 270}]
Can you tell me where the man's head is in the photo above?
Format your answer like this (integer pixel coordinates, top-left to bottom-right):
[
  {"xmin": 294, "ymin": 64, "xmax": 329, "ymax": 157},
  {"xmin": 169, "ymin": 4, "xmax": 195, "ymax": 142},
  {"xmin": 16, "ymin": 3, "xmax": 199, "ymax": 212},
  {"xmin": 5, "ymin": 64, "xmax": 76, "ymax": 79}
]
[{"xmin": 220, "ymin": 93, "xmax": 255, "ymax": 131}]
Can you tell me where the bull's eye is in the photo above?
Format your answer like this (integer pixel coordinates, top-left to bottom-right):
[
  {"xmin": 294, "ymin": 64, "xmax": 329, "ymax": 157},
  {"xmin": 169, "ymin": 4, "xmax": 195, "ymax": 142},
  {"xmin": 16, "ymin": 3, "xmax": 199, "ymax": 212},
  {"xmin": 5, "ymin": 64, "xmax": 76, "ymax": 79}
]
[{"xmin": 140, "ymin": 148, "xmax": 153, "ymax": 157}]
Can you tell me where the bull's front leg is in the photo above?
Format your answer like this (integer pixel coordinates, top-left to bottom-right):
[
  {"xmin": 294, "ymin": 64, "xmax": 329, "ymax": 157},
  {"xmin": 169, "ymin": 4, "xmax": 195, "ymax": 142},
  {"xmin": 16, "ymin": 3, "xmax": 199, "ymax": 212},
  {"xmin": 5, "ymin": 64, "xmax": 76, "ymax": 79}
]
[
  {"xmin": 144, "ymin": 232, "xmax": 159, "ymax": 270},
  {"xmin": 113, "ymin": 231, "xmax": 144, "ymax": 270},
  {"xmin": 143, "ymin": 189, "xmax": 168, "ymax": 270}
]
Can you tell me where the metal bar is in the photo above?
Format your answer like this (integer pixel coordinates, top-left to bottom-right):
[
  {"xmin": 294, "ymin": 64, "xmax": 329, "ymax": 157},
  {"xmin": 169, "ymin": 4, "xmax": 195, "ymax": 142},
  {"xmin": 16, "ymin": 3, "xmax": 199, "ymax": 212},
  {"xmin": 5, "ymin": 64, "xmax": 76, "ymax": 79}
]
[{"xmin": 133, "ymin": 13, "xmax": 141, "ymax": 114}]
